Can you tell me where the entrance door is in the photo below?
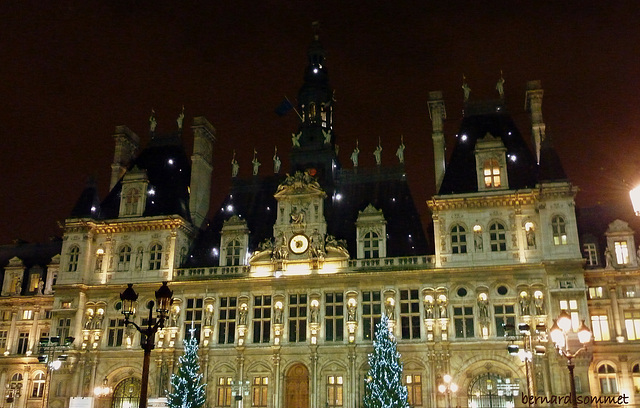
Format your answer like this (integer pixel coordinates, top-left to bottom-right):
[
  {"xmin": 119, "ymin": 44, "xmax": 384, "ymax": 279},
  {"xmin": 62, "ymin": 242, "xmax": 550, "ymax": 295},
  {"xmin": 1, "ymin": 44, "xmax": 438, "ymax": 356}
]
[
  {"xmin": 285, "ymin": 363, "xmax": 309, "ymax": 408},
  {"xmin": 111, "ymin": 377, "xmax": 141, "ymax": 408},
  {"xmin": 468, "ymin": 373, "xmax": 520, "ymax": 408}
]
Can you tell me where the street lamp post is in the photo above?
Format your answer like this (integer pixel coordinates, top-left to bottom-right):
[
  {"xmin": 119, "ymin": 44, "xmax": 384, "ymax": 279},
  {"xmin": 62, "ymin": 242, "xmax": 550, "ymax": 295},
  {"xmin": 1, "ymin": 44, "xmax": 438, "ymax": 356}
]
[
  {"xmin": 120, "ymin": 281, "xmax": 173, "ymax": 408},
  {"xmin": 506, "ymin": 323, "xmax": 547, "ymax": 401},
  {"xmin": 438, "ymin": 374, "xmax": 458, "ymax": 408},
  {"xmin": 38, "ymin": 335, "xmax": 75, "ymax": 408},
  {"xmin": 549, "ymin": 310, "xmax": 592, "ymax": 408},
  {"xmin": 5, "ymin": 381, "xmax": 22, "ymax": 408}
]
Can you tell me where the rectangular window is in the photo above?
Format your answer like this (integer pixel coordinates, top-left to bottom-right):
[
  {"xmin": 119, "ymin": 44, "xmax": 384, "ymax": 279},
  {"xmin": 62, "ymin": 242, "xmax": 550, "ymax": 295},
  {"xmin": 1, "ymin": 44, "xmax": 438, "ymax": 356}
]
[
  {"xmin": 107, "ymin": 318, "xmax": 126, "ymax": 347},
  {"xmin": 0, "ymin": 330, "xmax": 7, "ymax": 353},
  {"xmin": 327, "ymin": 376, "xmax": 343, "ymax": 408},
  {"xmin": 405, "ymin": 374, "xmax": 423, "ymax": 407},
  {"xmin": 494, "ymin": 304, "xmax": 515, "ymax": 337},
  {"xmin": 400, "ymin": 289, "xmax": 421, "ymax": 340},
  {"xmin": 22, "ymin": 309, "xmax": 33, "ymax": 320},
  {"xmin": 251, "ymin": 376, "xmax": 268, "ymax": 407},
  {"xmin": 615, "ymin": 241, "xmax": 629, "ymax": 265},
  {"xmin": 185, "ymin": 298, "xmax": 204, "ymax": 342},
  {"xmin": 29, "ymin": 274, "xmax": 40, "ymax": 292},
  {"xmin": 325, "ymin": 293, "xmax": 344, "ymax": 342},
  {"xmin": 454, "ymin": 306, "xmax": 475, "ymax": 338},
  {"xmin": 583, "ymin": 243, "xmax": 598, "ymax": 266},
  {"xmin": 588, "ymin": 287, "xmax": 603, "ymax": 299},
  {"xmin": 559, "ymin": 300, "xmax": 580, "ymax": 331},
  {"xmin": 56, "ymin": 318, "xmax": 71, "ymax": 339},
  {"xmin": 625, "ymin": 310, "xmax": 640, "ymax": 341},
  {"xmin": 252, "ymin": 295, "xmax": 271, "ymax": 344},
  {"xmin": 362, "ymin": 291, "xmax": 382, "ymax": 341},
  {"xmin": 218, "ymin": 297, "xmax": 237, "ymax": 345},
  {"xmin": 288, "ymin": 294, "xmax": 307, "ymax": 343},
  {"xmin": 216, "ymin": 377, "xmax": 233, "ymax": 407},
  {"xmin": 624, "ymin": 286, "xmax": 636, "ymax": 298},
  {"xmin": 0, "ymin": 310, "xmax": 11, "ymax": 321},
  {"xmin": 591, "ymin": 315, "xmax": 610, "ymax": 341},
  {"xmin": 17, "ymin": 332, "xmax": 29, "ymax": 354}
]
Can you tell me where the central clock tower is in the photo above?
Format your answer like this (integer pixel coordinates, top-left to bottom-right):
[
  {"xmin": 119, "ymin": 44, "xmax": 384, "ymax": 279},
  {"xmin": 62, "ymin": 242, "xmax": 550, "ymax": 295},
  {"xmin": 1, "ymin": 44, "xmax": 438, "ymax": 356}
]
[{"xmin": 273, "ymin": 172, "xmax": 327, "ymax": 260}]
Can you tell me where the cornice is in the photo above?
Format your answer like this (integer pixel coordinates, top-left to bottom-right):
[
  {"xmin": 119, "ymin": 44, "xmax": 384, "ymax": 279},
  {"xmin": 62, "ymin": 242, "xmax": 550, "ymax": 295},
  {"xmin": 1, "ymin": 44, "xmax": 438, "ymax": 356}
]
[{"xmin": 64, "ymin": 216, "xmax": 195, "ymax": 236}]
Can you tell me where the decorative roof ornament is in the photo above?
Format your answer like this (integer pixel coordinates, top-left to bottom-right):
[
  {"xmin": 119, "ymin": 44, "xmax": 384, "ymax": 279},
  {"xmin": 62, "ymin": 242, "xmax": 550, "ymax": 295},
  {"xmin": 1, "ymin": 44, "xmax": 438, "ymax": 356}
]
[
  {"xmin": 462, "ymin": 75, "xmax": 471, "ymax": 101},
  {"xmin": 374, "ymin": 137, "xmax": 382, "ymax": 165},
  {"xmin": 177, "ymin": 105, "xmax": 185, "ymax": 130},
  {"xmin": 496, "ymin": 71, "xmax": 505, "ymax": 99},
  {"xmin": 231, "ymin": 150, "xmax": 239, "ymax": 178},
  {"xmin": 149, "ymin": 109, "xmax": 157, "ymax": 133},
  {"xmin": 396, "ymin": 135, "xmax": 405, "ymax": 164},
  {"xmin": 273, "ymin": 146, "xmax": 281, "ymax": 173},
  {"xmin": 351, "ymin": 140, "xmax": 360, "ymax": 167},
  {"xmin": 252, "ymin": 149, "xmax": 261, "ymax": 176},
  {"xmin": 275, "ymin": 171, "xmax": 324, "ymax": 196}
]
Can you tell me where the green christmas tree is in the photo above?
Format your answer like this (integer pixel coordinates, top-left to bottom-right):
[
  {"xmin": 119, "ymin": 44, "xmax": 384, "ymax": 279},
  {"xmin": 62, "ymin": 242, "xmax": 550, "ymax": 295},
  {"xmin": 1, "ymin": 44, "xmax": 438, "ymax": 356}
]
[
  {"xmin": 167, "ymin": 328, "xmax": 207, "ymax": 408},
  {"xmin": 363, "ymin": 314, "xmax": 409, "ymax": 408}
]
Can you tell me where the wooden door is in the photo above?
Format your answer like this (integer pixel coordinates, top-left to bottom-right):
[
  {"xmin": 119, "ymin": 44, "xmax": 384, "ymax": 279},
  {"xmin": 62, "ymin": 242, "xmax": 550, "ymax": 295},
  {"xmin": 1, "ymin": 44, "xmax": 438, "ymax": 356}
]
[{"xmin": 285, "ymin": 363, "xmax": 309, "ymax": 408}]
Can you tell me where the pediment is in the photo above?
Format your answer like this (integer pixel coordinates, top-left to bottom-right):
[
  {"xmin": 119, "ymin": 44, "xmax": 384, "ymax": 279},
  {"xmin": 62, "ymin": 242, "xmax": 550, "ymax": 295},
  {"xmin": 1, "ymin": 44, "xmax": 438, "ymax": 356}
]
[
  {"xmin": 607, "ymin": 219, "xmax": 633, "ymax": 234},
  {"xmin": 274, "ymin": 172, "xmax": 326, "ymax": 199}
]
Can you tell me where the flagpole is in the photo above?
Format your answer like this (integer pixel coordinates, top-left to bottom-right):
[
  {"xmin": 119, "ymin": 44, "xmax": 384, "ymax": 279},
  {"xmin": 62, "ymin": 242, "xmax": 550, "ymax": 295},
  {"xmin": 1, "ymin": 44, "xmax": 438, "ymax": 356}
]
[{"xmin": 285, "ymin": 96, "xmax": 303, "ymax": 121}]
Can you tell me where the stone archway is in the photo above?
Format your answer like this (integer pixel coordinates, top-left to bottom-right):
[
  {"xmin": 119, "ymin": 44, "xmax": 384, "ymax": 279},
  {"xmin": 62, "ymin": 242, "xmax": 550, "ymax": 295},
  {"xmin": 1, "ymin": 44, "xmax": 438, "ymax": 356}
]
[
  {"xmin": 285, "ymin": 363, "xmax": 309, "ymax": 408},
  {"xmin": 111, "ymin": 377, "xmax": 141, "ymax": 408},
  {"xmin": 468, "ymin": 373, "xmax": 520, "ymax": 408}
]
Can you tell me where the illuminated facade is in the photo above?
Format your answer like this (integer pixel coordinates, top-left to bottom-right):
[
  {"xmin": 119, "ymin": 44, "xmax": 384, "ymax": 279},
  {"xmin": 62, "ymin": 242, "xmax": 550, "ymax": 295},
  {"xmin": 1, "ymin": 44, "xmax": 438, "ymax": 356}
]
[{"xmin": 2, "ymin": 32, "xmax": 637, "ymax": 408}]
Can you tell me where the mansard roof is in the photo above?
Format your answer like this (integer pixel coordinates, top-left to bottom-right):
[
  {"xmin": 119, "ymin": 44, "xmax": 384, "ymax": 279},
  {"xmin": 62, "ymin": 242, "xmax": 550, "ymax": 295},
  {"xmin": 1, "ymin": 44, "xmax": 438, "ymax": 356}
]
[
  {"xmin": 70, "ymin": 178, "xmax": 101, "ymax": 218},
  {"xmin": 98, "ymin": 133, "xmax": 192, "ymax": 221},
  {"xmin": 0, "ymin": 238, "xmax": 61, "ymax": 278},
  {"xmin": 186, "ymin": 166, "xmax": 427, "ymax": 267},
  {"xmin": 438, "ymin": 101, "xmax": 538, "ymax": 195}
]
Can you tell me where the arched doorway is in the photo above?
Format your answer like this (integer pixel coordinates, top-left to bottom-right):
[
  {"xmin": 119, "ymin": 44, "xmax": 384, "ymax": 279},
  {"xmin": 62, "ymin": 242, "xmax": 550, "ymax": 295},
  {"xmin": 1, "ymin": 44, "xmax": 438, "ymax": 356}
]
[
  {"xmin": 285, "ymin": 363, "xmax": 309, "ymax": 408},
  {"xmin": 468, "ymin": 373, "xmax": 520, "ymax": 408},
  {"xmin": 111, "ymin": 377, "xmax": 141, "ymax": 408}
]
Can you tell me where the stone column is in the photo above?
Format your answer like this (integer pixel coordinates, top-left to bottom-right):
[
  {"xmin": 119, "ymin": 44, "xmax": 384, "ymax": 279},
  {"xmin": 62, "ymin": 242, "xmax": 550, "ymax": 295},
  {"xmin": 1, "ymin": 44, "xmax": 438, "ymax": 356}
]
[{"xmin": 609, "ymin": 286, "xmax": 624, "ymax": 341}]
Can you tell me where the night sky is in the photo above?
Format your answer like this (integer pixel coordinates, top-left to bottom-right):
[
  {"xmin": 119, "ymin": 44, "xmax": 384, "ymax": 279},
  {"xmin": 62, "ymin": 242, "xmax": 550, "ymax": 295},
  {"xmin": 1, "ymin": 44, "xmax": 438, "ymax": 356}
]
[{"xmin": 2, "ymin": 1, "xmax": 639, "ymax": 244}]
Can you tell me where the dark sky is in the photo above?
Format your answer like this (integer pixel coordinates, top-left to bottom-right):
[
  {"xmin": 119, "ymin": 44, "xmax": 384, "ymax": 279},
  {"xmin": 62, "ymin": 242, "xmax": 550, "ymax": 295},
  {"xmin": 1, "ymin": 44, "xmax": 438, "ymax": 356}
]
[{"xmin": 2, "ymin": 1, "xmax": 640, "ymax": 244}]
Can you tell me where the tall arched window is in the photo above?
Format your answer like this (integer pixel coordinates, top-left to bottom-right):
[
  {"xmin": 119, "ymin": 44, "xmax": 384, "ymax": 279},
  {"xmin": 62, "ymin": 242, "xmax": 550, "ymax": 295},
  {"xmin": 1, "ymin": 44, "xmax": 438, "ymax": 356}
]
[
  {"xmin": 551, "ymin": 215, "xmax": 567, "ymax": 245},
  {"xmin": 149, "ymin": 244, "xmax": 162, "ymax": 270},
  {"xmin": 68, "ymin": 246, "xmax": 80, "ymax": 272},
  {"xmin": 483, "ymin": 159, "xmax": 501, "ymax": 188},
  {"xmin": 363, "ymin": 232, "xmax": 380, "ymax": 259},
  {"xmin": 31, "ymin": 371, "xmax": 46, "ymax": 397},
  {"xmin": 489, "ymin": 222, "xmax": 506, "ymax": 252},
  {"xmin": 123, "ymin": 188, "xmax": 140, "ymax": 216},
  {"xmin": 451, "ymin": 224, "xmax": 467, "ymax": 254},
  {"xmin": 118, "ymin": 245, "xmax": 132, "ymax": 271},
  {"xmin": 112, "ymin": 377, "xmax": 141, "ymax": 408},
  {"xmin": 632, "ymin": 363, "xmax": 640, "ymax": 393},
  {"xmin": 226, "ymin": 240, "xmax": 242, "ymax": 266},
  {"xmin": 598, "ymin": 364, "xmax": 618, "ymax": 394}
]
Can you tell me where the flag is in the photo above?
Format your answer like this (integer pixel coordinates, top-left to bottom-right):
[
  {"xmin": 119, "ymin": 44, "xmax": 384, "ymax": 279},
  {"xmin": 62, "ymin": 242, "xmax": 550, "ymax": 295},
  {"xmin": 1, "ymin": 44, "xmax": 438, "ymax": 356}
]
[{"xmin": 275, "ymin": 98, "xmax": 294, "ymax": 116}]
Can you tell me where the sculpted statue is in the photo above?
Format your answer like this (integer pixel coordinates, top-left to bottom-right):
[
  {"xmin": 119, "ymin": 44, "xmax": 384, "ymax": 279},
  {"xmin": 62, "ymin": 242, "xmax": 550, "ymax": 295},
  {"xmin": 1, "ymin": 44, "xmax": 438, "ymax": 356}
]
[
  {"xmin": 323, "ymin": 129, "xmax": 331, "ymax": 144},
  {"xmin": 395, "ymin": 137, "xmax": 405, "ymax": 164},
  {"xmin": 149, "ymin": 109, "xmax": 157, "ymax": 132},
  {"xmin": 238, "ymin": 304, "xmax": 248, "ymax": 326},
  {"xmin": 351, "ymin": 146, "xmax": 360, "ymax": 167},
  {"xmin": 252, "ymin": 154, "xmax": 261, "ymax": 176},
  {"xmin": 292, "ymin": 132, "xmax": 301, "ymax": 147},
  {"xmin": 496, "ymin": 74, "xmax": 505, "ymax": 98},
  {"xmin": 374, "ymin": 143, "xmax": 382, "ymax": 165},
  {"xmin": 462, "ymin": 76, "xmax": 471, "ymax": 101},
  {"xmin": 176, "ymin": 106, "xmax": 185, "ymax": 130},
  {"xmin": 273, "ymin": 147, "xmax": 281, "ymax": 173}
]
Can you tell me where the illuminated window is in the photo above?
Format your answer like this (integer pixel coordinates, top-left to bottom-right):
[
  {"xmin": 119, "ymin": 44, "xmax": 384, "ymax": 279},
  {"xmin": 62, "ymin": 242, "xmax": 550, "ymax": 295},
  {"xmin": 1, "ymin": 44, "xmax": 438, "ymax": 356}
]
[
  {"xmin": 184, "ymin": 298, "xmax": 204, "ymax": 342},
  {"xmin": 454, "ymin": 306, "xmax": 475, "ymax": 338},
  {"xmin": 362, "ymin": 291, "xmax": 382, "ymax": 341},
  {"xmin": 559, "ymin": 300, "xmax": 580, "ymax": 331},
  {"xmin": 107, "ymin": 318, "xmax": 126, "ymax": 347},
  {"xmin": 327, "ymin": 376, "xmax": 344, "ymax": 408},
  {"xmin": 615, "ymin": 241, "xmax": 629, "ymax": 265},
  {"xmin": 625, "ymin": 310, "xmax": 640, "ymax": 340},
  {"xmin": 252, "ymin": 295, "xmax": 271, "ymax": 344},
  {"xmin": 68, "ymin": 246, "xmax": 80, "ymax": 272},
  {"xmin": 148, "ymin": 244, "xmax": 162, "ymax": 270},
  {"xmin": 583, "ymin": 243, "xmax": 598, "ymax": 266},
  {"xmin": 625, "ymin": 286, "xmax": 636, "ymax": 298},
  {"xmin": 483, "ymin": 159, "xmax": 501, "ymax": 188},
  {"xmin": 451, "ymin": 224, "xmax": 467, "ymax": 254},
  {"xmin": 288, "ymin": 294, "xmax": 307, "ymax": 343},
  {"xmin": 218, "ymin": 297, "xmax": 237, "ymax": 345},
  {"xmin": 363, "ymin": 232, "xmax": 380, "ymax": 259},
  {"xmin": 405, "ymin": 374, "xmax": 423, "ymax": 407},
  {"xmin": 22, "ymin": 310, "xmax": 33, "ymax": 320},
  {"xmin": 489, "ymin": 222, "xmax": 506, "ymax": 252},
  {"xmin": 494, "ymin": 304, "xmax": 515, "ymax": 337},
  {"xmin": 225, "ymin": 240, "xmax": 242, "ymax": 266},
  {"xmin": 0, "ymin": 330, "xmax": 7, "ymax": 353},
  {"xmin": 632, "ymin": 364, "xmax": 640, "ymax": 393},
  {"xmin": 591, "ymin": 315, "xmax": 610, "ymax": 341},
  {"xmin": 251, "ymin": 376, "xmax": 268, "ymax": 407},
  {"xmin": 29, "ymin": 274, "xmax": 40, "ymax": 292},
  {"xmin": 598, "ymin": 364, "xmax": 618, "ymax": 394},
  {"xmin": 32, "ymin": 372, "xmax": 46, "ymax": 397},
  {"xmin": 400, "ymin": 289, "xmax": 421, "ymax": 340},
  {"xmin": 588, "ymin": 287, "xmax": 603, "ymax": 299},
  {"xmin": 551, "ymin": 216, "xmax": 567, "ymax": 245},
  {"xmin": 56, "ymin": 318, "xmax": 71, "ymax": 339},
  {"xmin": 216, "ymin": 377, "xmax": 233, "ymax": 407},
  {"xmin": 117, "ymin": 245, "xmax": 132, "ymax": 271},
  {"xmin": 123, "ymin": 188, "xmax": 140, "ymax": 215},
  {"xmin": 325, "ymin": 293, "xmax": 344, "ymax": 342}
]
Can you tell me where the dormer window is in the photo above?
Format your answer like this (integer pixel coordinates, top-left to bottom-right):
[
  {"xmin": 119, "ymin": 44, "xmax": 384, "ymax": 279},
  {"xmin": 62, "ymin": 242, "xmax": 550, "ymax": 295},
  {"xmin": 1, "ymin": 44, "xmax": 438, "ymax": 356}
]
[
  {"xmin": 119, "ymin": 167, "xmax": 149, "ymax": 218},
  {"xmin": 363, "ymin": 232, "xmax": 381, "ymax": 259},
  {"xmin": 123, "ymin": 188, "xmax": 140, "ymax": 216},
  {"xmin": 225, "ymin": 240, "xmax": 242, "ymax": 266},
  {"xmin": 356, "ymin": 205, "xmax": 387, "ymax": 259},
  {"xmin": 220, "ymin": 216, "xmax": 249, "ymax": 267},
  {"xmin": 614, "ymin": 241, "xmax": 629, "ymax": 265},
  {"xmin": 483, "ymin": 159, "xmax": 501, "ymax": 188}
]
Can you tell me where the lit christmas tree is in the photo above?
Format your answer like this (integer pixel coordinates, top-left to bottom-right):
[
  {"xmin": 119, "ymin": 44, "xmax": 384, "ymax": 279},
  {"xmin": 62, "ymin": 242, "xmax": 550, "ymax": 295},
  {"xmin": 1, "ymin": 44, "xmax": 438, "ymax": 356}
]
[
  {"xmin": 363, "ymin": 314, "xmax": 409, "ymax": 408},
  {"xmin": 166, "ymin": 327, "xmax": 207, "ymax": 408}
]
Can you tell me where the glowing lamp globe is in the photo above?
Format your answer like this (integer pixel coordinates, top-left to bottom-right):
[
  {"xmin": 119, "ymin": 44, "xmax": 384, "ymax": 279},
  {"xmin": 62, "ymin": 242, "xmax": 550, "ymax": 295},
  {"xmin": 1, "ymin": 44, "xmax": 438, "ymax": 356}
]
[
  {"xmin": 630, "ymin": 186, "xmax": 640, "ymax": 215},
  {"xmin": 577, "ymin": 320, "xmax": 593, "ymax": 344},
  {"xmin": 557, "ymin": 310, "xmax": 572, "ymax": 332}
]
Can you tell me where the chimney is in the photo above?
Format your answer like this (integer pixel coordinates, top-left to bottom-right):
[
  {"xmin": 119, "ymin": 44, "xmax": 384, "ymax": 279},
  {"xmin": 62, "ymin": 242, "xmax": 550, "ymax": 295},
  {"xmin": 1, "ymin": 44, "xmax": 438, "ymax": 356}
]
[
  {"xmin": 110, "ymin": 126, "xmax": 139, "ymax": 190},
  {"xmin": 428, "ymin": 91, "xmax": 447, "ymax": 192},
  {"xmin": 525, "ymin": 80, "xmax": 545, "ymax": 164},
  {"xmin": 189, "ymin": 116, "xmax": 216, "ymax": 229}
]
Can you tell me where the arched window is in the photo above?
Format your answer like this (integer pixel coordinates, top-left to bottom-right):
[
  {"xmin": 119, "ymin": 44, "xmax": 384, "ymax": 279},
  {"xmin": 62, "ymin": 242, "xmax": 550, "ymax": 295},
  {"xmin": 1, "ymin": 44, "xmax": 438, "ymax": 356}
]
[
  {"xmin": 8, "ymin": 373, "xmax": 23, "ymax": 400},
  {"xmin": 112, "ymin": 377, "xmax": 141, "ymax": 408},
  {"xmin": 551, "ymin": 215, "xmax": 567, "ymax": 245},
  {"xmin": 483, "ymin": 159, "xmax": 501, "ymax": 188},
  {"xmin": 363, "ymin": 232, "xmax": 380, "ymax": 259},
  {"xmin": 451, "ymin": 225, "xmax": 467, "ymax": 254},
  {"xmin": 226, "ymin": 240, "xmax": 242, "ymax": 266},
  {"xmin": 31, "ymin": 371, "xmax": 46, "ymax": 397},
  {"xmin": 118, "ymin": 245, "xmax": 132, "ymax": 271},
  {"xmin": 149, "ymin": 244, "xmax": 162, "ymax": 270},
  {"xmin": 598, "ymin": 364, "xmax": 618, "ymax": 394},
  {"xmin": 123, "ymin": 188, "xmax": 140, "ymax": 216},
  {"xmin": 68, "ymin": 246, "xmax": 80, "ymax": 272},
  {"xmin": 632, "ymin": 363, "xmax": 640, "ymax": 393},
  {"xmin": 489, "ymin": 222, "xmax": 506, "ymax": 252}
]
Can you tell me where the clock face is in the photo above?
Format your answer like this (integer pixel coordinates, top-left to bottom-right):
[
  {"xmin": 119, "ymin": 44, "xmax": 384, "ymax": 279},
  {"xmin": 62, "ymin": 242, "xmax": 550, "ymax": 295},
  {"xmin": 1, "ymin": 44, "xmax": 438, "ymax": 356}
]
[{"xmin": 289, "ymin": 234, "xmax": 309, "ymax": 254}]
